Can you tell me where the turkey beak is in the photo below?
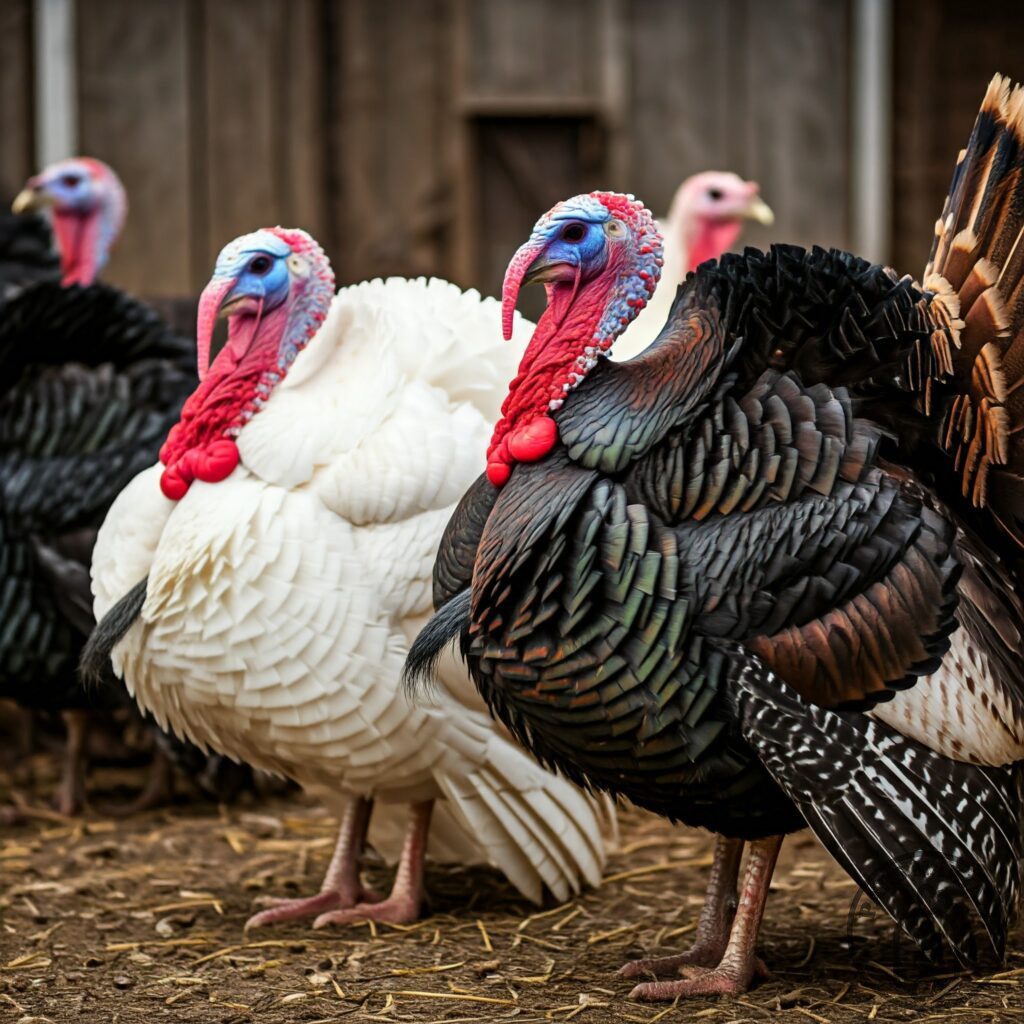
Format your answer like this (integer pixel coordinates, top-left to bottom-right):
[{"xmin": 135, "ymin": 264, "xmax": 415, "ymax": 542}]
[
  {"xmin": 195, "ymin": 276, "xmax": 238, "ymax": 382},
  {"xmin": 742, "ymin": 193, "xmax": 774, "ymax": 226},
  {"xmin": 501, "ymin": 242, "xmax": 543, "ymax": 341},
  {"xmin": 11, "ymin": 181, "xmax": 48, "ymax": 215}
]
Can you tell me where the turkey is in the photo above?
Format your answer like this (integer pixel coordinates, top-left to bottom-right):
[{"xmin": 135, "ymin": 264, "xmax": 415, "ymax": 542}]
[
  {"xmin": 0, "ymin": 159, "xmax": 209, "ymax": 815},
  {"xmin": 616, "ymin": 172, "xmax": 773, "ymax": 358},
  {"xmin": 406, "ymin": 74, "xmax": 1024, "ymax": 999},
  {"xmin": 12, "ymin": 157, "xmax": 126, "ymax": 287},
  {"xmin": 84, "ymin": 230, "xmax": 612, "ymax": 928}
]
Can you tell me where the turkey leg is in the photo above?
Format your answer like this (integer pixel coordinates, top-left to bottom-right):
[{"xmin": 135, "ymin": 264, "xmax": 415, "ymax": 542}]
[
  {"xmin": 628, "ymin": 835, "xmax": 782, "ymax": 1000},
  {"xmin": 246, "ymin": 796, "xmax": 377, "ymax": 928},
  {"xmin": 54, "ymin": 709, "xmax": 90, "ymax": 816},
  {"xmin": 620, "ymin": 834, "xmax": 745, "ymax": 979},
  {"xmin": 97, "ymin": 744, "xmax": 175, "ymax": 817},
  {"xmin": 314, "ymin": 800, "xmax": 432, "ymax": 928}
]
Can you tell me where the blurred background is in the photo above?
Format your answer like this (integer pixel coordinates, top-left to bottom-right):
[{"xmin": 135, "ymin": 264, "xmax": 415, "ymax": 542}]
[{"xmin": 2, "ymin": 0, "xmax": 1023, "ymax": 320}]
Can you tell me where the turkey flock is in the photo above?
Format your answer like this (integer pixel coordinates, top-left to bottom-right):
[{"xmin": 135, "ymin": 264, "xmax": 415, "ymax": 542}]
[{"xmin": 0, "ymin": 72, "xmax": 1021, "ymax": 1001}]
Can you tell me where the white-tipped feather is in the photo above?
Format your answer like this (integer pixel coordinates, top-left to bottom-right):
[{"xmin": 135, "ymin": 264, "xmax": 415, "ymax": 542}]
[{"xmin": 91, "ymin": 276, "xmax": 614, "ymax": 903}]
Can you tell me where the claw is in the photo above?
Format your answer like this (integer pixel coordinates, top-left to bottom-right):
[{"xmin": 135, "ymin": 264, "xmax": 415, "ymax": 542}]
[
  {"xmin": 313, "ymin": 893, "xmax": 419, "ymax": 929},
  {"xmin": 629, "ymin": 964, "xmax": 755, "ymax": 1001}
]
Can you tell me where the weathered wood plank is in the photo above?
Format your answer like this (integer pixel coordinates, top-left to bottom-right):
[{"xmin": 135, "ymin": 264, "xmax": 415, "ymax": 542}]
[
  {"xmin": 77, "ymin": 0, "xmax": 193, "ymax": 295},
  {"xmin": 622, "ymin": 0, "xmax": 735, "ymax": 212},
  {"xmin": 461, "ymin": 0, "xmax": 600, "ymax": 101},
  {"xmin": 738, "ymin": 0, "xmax": 851, "ymax": 254},
  {"xmin": 199, "ymin": 0, "xmax": 323, "ymax": 276},
  {"xmin": 892, "ymin": 0, "xmax": 1024, "ymax": 275},
  {"xmin": 329, "ymin": 0, "xmax": 453, "ymax": 283},
  {"xmin": 0, "ymin": 0, "xmax": 35, "ymax": 202}
]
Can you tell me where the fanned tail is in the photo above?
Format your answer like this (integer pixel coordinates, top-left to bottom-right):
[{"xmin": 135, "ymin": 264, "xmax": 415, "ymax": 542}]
[
  {"xmin": 725, "ymin": 644, "xmax": 1023, "ymax": 967},
  {"xmin": 922, "ymin": 74, "xmax": 1024, "ymax": 553}
]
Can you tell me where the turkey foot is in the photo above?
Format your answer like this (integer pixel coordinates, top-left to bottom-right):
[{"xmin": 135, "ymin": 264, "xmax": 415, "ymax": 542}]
[
  {"xmin": 630, "ymin": 959, "xmax": 768, "ymax": 1000},
  {"xmin": 246, "ymin": 796, "xmax": 375, "ymax": 929},
  {"xmin": 626, "ymin": 835, "xmax": 782, "ymax": 1001},
  {"xmin": 620, "ymin": 835, "xmax": 744, "ymax": 979},
  {"xmin": 315, "ymin": 800, "xmax": 432, "ymax": 929}
]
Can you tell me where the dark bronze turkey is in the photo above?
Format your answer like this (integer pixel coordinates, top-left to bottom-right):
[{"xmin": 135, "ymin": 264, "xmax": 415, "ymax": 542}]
[{"xmin": 407, "ymin": 74, "xmax": 1024, "ymax": 998}]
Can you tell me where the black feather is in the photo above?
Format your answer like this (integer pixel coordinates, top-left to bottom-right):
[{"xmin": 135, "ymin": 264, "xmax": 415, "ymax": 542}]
[
  {"xmin": 0, "ymin": 212, "xmax": 60, "ymax": 298},
  {"xmin": 403, "ymin": 588, "xmax": 471, "ymax": 698},
  {"xmin": 79, "ymin": 577, "xmax": 148, "ymax": 688},
  {"xmin": 723, "ymin": 643, "xmax": 1023, "ymax": 967}
]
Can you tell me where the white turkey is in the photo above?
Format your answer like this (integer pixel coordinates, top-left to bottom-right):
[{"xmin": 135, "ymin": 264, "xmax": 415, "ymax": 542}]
[
  {"xmin": 617, "ymin": 171, "xmax": 773, "ymax": 358},
  {"xmin": 86, "ymin": 227, "xmax": 611, "ymax": 927}
]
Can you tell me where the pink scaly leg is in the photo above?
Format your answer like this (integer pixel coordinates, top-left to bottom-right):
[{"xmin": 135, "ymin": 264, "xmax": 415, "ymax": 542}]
[
  {"xmin": 629, "ymin": 835, "xmax": 783, "ymax": 1001},
  {"xmin": 246, "ymin": 796, "xmax": 377, "ymax": 929},
  {"xmin": 313, "ymin": 800, "xmax": 432, "ymax": 928},
  {"xmin": 620, "ymin": 835, "xmax": 747, "ymax": 979}
]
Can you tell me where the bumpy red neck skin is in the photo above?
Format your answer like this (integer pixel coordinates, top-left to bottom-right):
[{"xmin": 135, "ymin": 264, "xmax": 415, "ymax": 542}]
[
  {"xmin": 53, "ymin": 210, "xmax": 100, "ymax": 286},
  {"xmin": 687, "ymin": 219, "xmax": 742, "ymax": 273},
  {"xmin": 159, "ymin": 304, "xmax": 293, "ymax": 500},
  {"xmin": 486, "ymin": 261, "xmax": 622, "ymax": 487}
]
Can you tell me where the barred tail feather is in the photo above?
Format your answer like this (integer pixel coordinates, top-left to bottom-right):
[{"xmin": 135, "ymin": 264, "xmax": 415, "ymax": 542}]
[{"xmin": 726, "ymin": 644, "xmax": 1023, "ymax": 966}]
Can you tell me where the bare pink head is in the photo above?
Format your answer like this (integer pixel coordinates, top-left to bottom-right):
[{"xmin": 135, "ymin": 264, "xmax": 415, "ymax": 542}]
[
  {"xmin": 12, "ymin": 157, "xmax": 126, "ymax": 286},
  {"xmin": 665, "ymin": 171, "xmax": 774, "ymax": 273}
]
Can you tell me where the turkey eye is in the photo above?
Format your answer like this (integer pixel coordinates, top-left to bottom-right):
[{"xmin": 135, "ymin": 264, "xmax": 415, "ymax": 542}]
[
  {"xmin": 707, "ymin": 188, "xmax": 724, "ymax": 201},
  {"xmin": 561, "ymin": 223, "xmax": 586, "ymax": 243},
  {"xmin": 249, "ymin": 255, "xmax": 272, "ymax": 274},
  {"xmin": 60, "ymin": 174, "xmax": 82, "ymax": 188}
]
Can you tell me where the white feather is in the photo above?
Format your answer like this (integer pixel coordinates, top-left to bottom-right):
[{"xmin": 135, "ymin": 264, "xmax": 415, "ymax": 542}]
[{"xmin": 92, "ymin": 276, "xmax": 613, "ymax": 901}]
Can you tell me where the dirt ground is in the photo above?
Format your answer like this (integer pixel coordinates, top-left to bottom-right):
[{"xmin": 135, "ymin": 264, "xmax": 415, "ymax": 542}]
[{"xmin": 1, "ymin": 758, "xmax": 1022, "ymax": 1024}]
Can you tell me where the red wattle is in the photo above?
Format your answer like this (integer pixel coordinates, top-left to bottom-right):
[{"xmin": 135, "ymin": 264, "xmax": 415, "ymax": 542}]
[
  {"xmin": 193, "ymin": 439, "xmax": 240, "ymax": 483},
  {"xmin": 159, "ymin": 440, "xmax": 240, "ymax": 500},
  {"xmin": 487, "ymin": 462, "xmax": 511, "ymax": 487},
  {"xmin": 507, "ymin": 415, "xmax": 558, "ymax": 463},
  {"xmin": 160, "ymin": 464, "xmax": 191, "ymax": 501}
]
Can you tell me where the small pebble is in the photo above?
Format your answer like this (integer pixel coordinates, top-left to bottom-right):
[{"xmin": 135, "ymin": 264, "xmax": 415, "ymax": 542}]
[{"xmin": 113, "ymin": 975, "xmax": 133, "ymax": 989}]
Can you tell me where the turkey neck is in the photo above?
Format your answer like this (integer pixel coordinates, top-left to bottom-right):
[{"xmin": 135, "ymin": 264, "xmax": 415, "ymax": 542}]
[
  {"xmin": 487, "ymin": 263, "xmax": 624, "ymax": 472},
  {"xmin": 158, "ymin": 280, "xmax": 326, "ymax": 503},
  {"xmin": 53, "ymin": 209, "xmax": 101, "ymax": 286},
  {"xmin": 687, "ymin": 219, "xmax": 742, "ymax": 273},
  {"xmin": 167, "ymin": 303, "xmax": 290, "ymax": 453},
  {"xmin": 509, "ymin": 278, "xmax": 610, "ymax": 400}
]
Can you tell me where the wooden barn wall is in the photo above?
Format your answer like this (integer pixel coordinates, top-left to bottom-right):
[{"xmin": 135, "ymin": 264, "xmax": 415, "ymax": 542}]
[
  {"xmin": 329, "ymin": 0, "xmax": 453, "ymax": 284},
  {"xmin": 624, "ymin": 0, "xmax": 851, "ymax": 257},
  {"xmin": 75, "ymin": 0, "xmax": 325, "ymax": 298},
  {"xmin": 892, "ymin": 0, "xmax": 1024, "ymax": 277},
  {"xmin": 0, "ymin": 0, "xmax": 34, "ymax": 204},
  {"xmin": 3, "ymin": 0, "xmax": 855, "ymax": 299}
]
